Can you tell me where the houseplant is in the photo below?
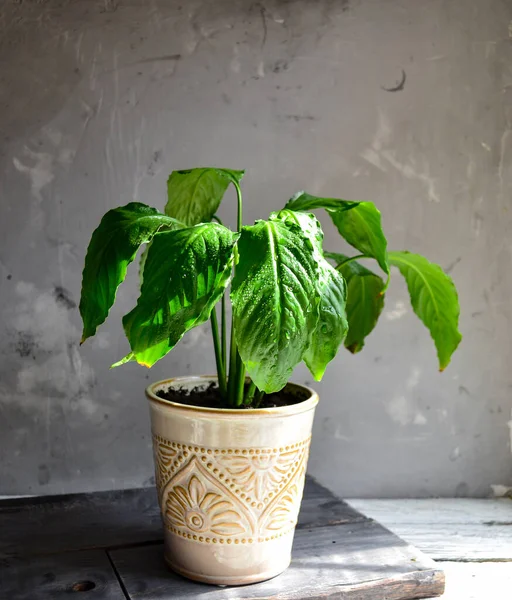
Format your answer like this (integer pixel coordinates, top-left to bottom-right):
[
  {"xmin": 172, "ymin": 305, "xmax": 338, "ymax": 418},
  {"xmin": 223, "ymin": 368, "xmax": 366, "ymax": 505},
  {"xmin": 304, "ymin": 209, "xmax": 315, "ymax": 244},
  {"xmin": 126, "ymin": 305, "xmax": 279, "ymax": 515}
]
[{"xmin": 79, "ymin": 168, "xmax": 461, "ymax": 585}]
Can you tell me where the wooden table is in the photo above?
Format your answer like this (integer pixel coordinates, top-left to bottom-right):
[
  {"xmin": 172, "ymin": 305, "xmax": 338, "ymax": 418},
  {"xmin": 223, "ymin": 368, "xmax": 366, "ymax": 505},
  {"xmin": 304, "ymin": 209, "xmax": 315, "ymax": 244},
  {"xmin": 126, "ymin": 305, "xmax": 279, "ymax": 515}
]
[
  {"xmin": 0, "ymin": 478, "xmax": 449, "ymax": 599},
  {"xmin": 350, "ymin": 499, "xmax": 512, "ymax": 600}
]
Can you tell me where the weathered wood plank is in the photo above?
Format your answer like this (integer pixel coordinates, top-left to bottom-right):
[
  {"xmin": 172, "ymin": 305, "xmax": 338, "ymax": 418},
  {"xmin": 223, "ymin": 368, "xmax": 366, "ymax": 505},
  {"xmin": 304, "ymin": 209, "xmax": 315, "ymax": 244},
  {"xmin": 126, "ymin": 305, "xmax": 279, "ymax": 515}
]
[
  {"xmin": 298, "ymin": 477, "xmax": 368, "ymax": 529},
  {"xmin": 360, "ymin": 523, "xmax": 512, "ymax": 561},
  {"xmin": 0, "ymin": 476, "xmax": 363, "ymax": 558},
  {"xmin": 435, "ymin": 562, "xmax": 512, "ymax": 600},
  {"xmin": 0, "ymin": 486, "xmax": 162, "ymax": 559},
  {"xmin": 348, "ymin": 499, "xmax": 512, "ymax": 525},
  {"xmin": 349, "ymin": 500, "xmax": 512, "ymax": 561},
  {"xmin": 110, "ymin": 521, "xmax": 444, "ymax": 599},
  {"xmin": 0, "ymin": 550, "xmax": 125, "ymax": 600}
]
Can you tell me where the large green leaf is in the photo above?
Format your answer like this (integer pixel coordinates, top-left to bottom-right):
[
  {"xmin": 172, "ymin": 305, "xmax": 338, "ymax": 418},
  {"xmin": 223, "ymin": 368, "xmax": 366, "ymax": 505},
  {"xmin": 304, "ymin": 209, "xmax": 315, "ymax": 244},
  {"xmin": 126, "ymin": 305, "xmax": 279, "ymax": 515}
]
[
  {"xmin": 285, "ymin": 191, "xmax": 359, "ymax": 213},
  {"xmin": 165, "ymin": 168, "xmax": 245, "ymax": 226},
  {"xmin": 303, "ymin": 266, "xmax": 347, "ymax": 379},
  {"xmin": 138, "ymin": 241, "xmax": 151, "ymax": 289},
  {"xmin": 325, "ymin": 252, "xmax": 385, "ymax": 353},
  {"xmin": 270, "ymin": 210, "xmax": 348, "ymax": 380},
  {"xmin": 388, "ymin": 251, "xmax": 461, "ymax": 370},
  {"xmin": 79, "ymin": 203, "xmax": 182, "ymax": 343},
  {"xmin": 285, "ymin": 192, "xmax": 389, "ymax": 278},
  {"xmin": 329, "ymin": 202, "xmax": 389, "ymax": 277},
  {"xmin": 118, "ymin": 223, "xmax": 238, "ymax": 368},
  {"xmin": 231, "ymin": 219, "xmax": 319, "ymax": 393}
]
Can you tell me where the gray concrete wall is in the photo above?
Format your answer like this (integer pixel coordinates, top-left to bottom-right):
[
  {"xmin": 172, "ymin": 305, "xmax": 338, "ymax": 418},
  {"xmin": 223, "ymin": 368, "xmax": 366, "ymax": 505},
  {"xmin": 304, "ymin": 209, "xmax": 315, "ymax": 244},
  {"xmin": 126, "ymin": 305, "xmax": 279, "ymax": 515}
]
[{"xmin": 1, "ymin": 0, "xmax": 511, "ymax": 498}]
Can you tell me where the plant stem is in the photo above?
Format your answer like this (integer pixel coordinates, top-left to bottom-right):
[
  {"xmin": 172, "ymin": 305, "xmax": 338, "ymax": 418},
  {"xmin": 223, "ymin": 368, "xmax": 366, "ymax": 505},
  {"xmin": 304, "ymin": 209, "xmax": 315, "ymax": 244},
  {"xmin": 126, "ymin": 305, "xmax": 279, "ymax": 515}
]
[
  {"xmin": 234, "ymin": 352, "xmax": 245, "ymax": 406},
  {"xmin": 227, "ymin": 181, "xmax": 244, "ymax": 406},
  {"xmin": 227, "ymin": 329, "xmax": 238, "ymax": 404},
  {"xmin": 253, "ymin": 389, "xmax": 265, "ymax": 408},
  {"xmin": 335, "ymin": 254, "xmax": 368, "ymax": 270},
  {"xmin": 212, "ymin": 216, "xmax": 230, "ymax": 396},
  {"xmin": 335, "ymin": 253, "xmax": 390, "ymax": 295},
  {"xmin": 244, "ymin": 380, "xmax": 256, "ymax": 405},
  {"xmin": 234, "ymin": 182, "xmax": 243, "ymax": 238},
  {"xmin": 210, "ymin": 308, "xmax": 226, "ymax": 398},
  {"xmin": 221, "ymin": 294, "xmax": 227, "ymax": 373}
]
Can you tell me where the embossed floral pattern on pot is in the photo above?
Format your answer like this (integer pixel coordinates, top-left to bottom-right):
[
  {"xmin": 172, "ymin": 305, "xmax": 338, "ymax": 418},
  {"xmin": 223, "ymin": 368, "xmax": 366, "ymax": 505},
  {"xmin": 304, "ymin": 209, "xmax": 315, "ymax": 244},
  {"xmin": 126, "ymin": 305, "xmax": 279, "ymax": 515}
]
[
  {"xmin": 154, "ymin": 434, "xmax": 310, "ymax": 543},
  {"xmin": 146, "ymin": 376, "xmax": 319, "ymax": 584},
  {"xmin": 166, "ymin": 474, "xmax": 245, "ymax": 537},
  {"xmin": 216, "ymin": 447, "xmax": 300, "ymax": 501}
]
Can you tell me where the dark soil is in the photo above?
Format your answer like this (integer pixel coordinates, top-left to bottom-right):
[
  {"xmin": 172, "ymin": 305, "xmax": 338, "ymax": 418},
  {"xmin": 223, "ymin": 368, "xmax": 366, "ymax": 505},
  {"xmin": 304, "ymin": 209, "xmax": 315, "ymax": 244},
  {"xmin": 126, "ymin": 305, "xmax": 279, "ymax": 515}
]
[{"xmin": 155, "ymin": 382, "xmax": 308, "ymax": 409}]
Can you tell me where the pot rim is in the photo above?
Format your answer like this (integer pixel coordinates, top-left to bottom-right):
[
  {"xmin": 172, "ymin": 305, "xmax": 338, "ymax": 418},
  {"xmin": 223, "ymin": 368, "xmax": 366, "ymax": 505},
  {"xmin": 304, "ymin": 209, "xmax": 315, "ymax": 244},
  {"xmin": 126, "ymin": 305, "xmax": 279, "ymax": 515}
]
[{"xmin": 145, "ymin": 375, "xmax": 319, "ymax": 417}]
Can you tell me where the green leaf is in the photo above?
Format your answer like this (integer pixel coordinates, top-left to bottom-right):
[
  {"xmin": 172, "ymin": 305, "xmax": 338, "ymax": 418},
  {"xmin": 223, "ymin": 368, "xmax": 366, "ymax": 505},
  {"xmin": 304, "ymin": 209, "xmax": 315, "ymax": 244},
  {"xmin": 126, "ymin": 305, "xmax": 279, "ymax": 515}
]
[
  {"xmin": 231, "ymin": 219, "xmax": 319, "ymax": 393},
  {"xmin": 329, "ymin": 202, "xmax": 389, "ymax": 276},
  {"xmin": 326, "ymin": 252, "xmax": 385, "ymax": 353},
  {"xmin": 270, "ymin": 210, "xmax": 348, "ymax": 380},
  {"xmin": 304, "ymin": 267, "xmax": 347, "ymax": 379},
  {"xmin": 118, "ymin": 223, "xmax": 238, "ymax": 368},
  {"xmin": 165, "ymin": 168, "xmax": 245, "ymax": 226},
  {"xmin": 79, "ymin": 203, "xmax": 182, "ymax": 343},
  {"xmin": 111, "ymin": 352, "xmax": 136, "ymax": 368},
  {"xmin": 285, "ymin": 192, "xmax": 389, "ymax": 277},
  {"xmin": 285, "ymin": 191, "xmax": 359, "ymax": 213},
  {"xmin": 388, "ymin": 251, "xmax": 461, "ymax": 370},
  {"xmin": 138, "ymin": 241, "xmax": 152, "ymax": 288}
]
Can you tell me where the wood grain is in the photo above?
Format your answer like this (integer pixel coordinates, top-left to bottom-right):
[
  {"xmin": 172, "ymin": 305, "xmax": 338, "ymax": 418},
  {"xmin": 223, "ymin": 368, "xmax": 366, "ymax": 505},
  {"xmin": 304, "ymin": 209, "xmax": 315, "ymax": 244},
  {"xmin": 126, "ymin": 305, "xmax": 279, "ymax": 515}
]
[
  {"xmin": 348, "ymin": 498, "xmax": 512, "ymax": 525},
  {"xmin": 0, "ymin": 481, "xmax": 447, "ymax": 599},
  {"xmin": 298, "ymin": 477, "xmax": 368, "ymax": 529},
  {"xmin": 0, "ymin": 476, "xmax": 363, "ymax": 559},
  {"xmin": 0, "ymin": 486, "xmax": 162, "ymax": 559},
  {"xmin": 362, "ymin": 523, "xmax": 512, "ymax": 561},
  {"xmin": 109, "ymin": 521, "xmax": 445, "ymax": 599},
  {"xmin": 0, "ymin": 550, "xmax": 124, "ymax": 600},
  {"xmin": 349, "ymin": 499, "xmax": 512, "ymax": 561}
]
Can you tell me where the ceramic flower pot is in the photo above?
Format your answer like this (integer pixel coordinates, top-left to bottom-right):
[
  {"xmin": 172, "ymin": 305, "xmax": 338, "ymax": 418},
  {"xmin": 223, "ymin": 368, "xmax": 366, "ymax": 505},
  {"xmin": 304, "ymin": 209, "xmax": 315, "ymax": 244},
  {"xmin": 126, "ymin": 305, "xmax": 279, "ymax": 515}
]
[{"xmin": 146, "ymin": 375, "xmax": 318, "ymax": 586}]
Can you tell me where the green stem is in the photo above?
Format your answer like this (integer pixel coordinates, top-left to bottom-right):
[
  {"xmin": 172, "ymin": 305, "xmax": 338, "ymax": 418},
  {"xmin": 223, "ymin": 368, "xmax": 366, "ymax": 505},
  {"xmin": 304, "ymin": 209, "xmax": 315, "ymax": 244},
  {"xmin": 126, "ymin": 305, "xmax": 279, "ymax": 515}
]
[
  {"xmin": 234, "ymin": 353, "xmax": 245, "ymax": 407},
  {"xmin": 234, "ymin": 183, "xmax": 243, "ymax": 237},
  {"xmin": 227, "ymin": 327, "xmax": 238, "ymax": 404},
  {"xmin": 253, "ymin": 389, "xmax": 265, "ymax": 408},
  {"xmin": 244, "ymin": 380, "xmax": 256, "ymax": 406},
  {"xmin": 221, "ymin": 294, "xmax": 227, "ymax": 373},
  {"xmin": 335, "ymin": 253, "xmax": 391, "ymax": 294},
  {"xmin": 227, "ymin": 182, "xmax": 244, "ymax": 406},
  {"xmin": 212, "ymin": 215, "xmax": 231, "ymax": 398},
  {"xmin": 382, "ymin": 272, "xmax": 391, "ymax": 294},
  {"xmin": 213, "ymin": 218, "xmax": 229, "ymax": 387},
  {"xmin": 210, "ymin": 308, "xmax": 226, "ymax": 398},
  {"xmin": 335, "ymin": 254, "xmax": 368, "ymax": 270}
]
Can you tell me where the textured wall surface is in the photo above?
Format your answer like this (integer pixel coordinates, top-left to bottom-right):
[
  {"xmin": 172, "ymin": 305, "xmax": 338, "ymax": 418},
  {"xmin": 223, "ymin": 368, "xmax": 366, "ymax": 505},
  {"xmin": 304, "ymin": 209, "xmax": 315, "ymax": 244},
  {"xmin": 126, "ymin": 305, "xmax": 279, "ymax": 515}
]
[{"xmin": 1, "ymin": 0, "xmax": 512, "ymax": 498}]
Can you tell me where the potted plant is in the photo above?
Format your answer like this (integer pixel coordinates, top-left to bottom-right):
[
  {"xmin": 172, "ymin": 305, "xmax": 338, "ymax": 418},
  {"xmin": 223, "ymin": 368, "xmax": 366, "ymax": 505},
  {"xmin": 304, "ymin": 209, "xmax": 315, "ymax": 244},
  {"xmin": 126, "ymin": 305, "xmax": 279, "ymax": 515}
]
[{"xmin": 79, "ymin": 168, "xmax": 461, "ymax": 585}]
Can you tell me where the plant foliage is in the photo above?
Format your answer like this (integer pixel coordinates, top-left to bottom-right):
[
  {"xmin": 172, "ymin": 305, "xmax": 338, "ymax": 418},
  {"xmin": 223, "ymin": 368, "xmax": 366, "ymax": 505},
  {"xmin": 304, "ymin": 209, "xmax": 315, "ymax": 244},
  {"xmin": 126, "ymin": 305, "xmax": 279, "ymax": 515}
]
[{"xmin": 80, "ymin": 168, "xmax": 462, "ymax": 407}]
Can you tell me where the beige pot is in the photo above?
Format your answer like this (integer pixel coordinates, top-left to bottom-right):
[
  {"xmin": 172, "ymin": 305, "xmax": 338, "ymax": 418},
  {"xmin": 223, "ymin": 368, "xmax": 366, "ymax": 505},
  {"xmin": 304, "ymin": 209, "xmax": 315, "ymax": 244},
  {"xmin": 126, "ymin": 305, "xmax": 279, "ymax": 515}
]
[{"xmin": 146, "ymin": 375, "xmax": 318, "ymax": 586}]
